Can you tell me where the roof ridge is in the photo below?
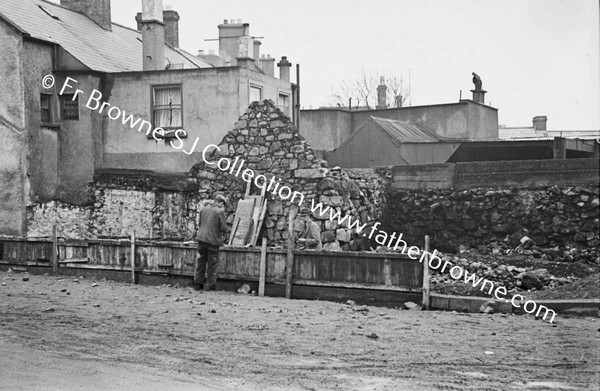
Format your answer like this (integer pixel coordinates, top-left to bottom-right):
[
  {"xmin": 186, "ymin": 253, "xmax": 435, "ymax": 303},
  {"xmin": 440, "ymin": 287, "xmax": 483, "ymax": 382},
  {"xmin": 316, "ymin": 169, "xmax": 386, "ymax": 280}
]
[
  {"xmin": 172, "ymin": 46, "xmax": 213, "ymax": 68},
  {"xmin": 40, "ymin": 0, "xmax": 76, "ymax": 13},
  {"xmin": 110, "ymin": 21, "xmax": 142, "ymax": 34},
  {"xmin": 370, "ymin": 116, "xmax": 441, "ymax": 142}
]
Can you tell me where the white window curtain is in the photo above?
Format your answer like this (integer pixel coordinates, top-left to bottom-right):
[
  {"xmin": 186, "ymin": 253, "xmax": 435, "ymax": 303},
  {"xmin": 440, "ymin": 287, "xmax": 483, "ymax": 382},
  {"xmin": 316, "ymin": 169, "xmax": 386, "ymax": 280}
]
[{"xmin": 153, "ymin": 87, "xmax": 182, "ymax": 128}]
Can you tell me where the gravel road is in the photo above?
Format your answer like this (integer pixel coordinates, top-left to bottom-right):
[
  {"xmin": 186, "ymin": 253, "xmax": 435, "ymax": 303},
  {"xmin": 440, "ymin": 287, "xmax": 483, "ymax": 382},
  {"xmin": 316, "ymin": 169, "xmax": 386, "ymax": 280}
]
[{"xmin": 1, "ymin": 271, "xmax": 598, "ymax": 390}]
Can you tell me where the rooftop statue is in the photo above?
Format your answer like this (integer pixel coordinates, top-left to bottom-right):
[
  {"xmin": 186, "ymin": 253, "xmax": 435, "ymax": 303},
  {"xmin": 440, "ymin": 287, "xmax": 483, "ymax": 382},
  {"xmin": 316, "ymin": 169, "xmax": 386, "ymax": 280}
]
[{"xmin": 472, "ymin": 72, "xmax": 482, "ymax": 90}]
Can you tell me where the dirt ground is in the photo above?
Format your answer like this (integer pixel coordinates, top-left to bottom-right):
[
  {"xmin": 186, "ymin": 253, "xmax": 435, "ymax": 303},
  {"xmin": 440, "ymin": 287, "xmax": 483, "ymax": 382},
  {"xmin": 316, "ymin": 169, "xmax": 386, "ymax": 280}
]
[{"xmin": 1, "ymin": 270, "xmax": 598, "ymax": 391}]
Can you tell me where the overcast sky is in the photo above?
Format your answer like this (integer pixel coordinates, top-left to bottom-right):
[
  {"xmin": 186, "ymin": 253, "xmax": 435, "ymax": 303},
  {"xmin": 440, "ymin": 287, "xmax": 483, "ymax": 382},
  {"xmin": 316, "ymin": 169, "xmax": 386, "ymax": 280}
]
[{"xmin": 102, "ymin": 0, "xmax": 598, "ymax": 130}]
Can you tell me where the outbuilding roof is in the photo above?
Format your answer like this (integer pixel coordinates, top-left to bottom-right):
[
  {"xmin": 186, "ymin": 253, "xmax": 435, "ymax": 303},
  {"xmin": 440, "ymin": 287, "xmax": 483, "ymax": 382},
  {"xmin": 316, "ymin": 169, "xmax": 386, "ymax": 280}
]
[
  {"xmin": 0, "ymin": 0, "xmax": 212, "ymax": 72},
  {"xmin": 369, "ymin": 116, "xmax": 440, "ymax": 144}
]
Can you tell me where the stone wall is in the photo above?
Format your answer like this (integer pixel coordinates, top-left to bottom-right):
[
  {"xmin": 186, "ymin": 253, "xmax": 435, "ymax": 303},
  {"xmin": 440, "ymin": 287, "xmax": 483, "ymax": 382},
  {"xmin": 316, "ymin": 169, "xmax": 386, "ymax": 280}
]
[
  {"xmin": 190, "ymin": 100, "xmax": 387, "ymax": 248},
  {"xmin": 382, "ymin": 185, "xmax": 599, "ymax": 262}
]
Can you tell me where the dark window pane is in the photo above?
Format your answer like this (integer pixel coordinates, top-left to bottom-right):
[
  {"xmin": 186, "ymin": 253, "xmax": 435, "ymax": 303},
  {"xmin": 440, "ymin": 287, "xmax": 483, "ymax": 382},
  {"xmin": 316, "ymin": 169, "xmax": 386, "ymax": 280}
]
[
  {"xmin": 40, "ymin": 94, "xmax": 52, "ymax": 123},
  {"xmin": 61, "ymin": 94, "xmax": 79, "ymax": 120}
]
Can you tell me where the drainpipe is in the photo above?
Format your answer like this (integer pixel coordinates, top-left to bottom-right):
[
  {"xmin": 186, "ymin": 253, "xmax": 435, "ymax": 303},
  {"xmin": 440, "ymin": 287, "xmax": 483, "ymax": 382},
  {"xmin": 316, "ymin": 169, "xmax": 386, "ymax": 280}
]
[{"xmin": 295, "ymin": 63, "xmax": 300, "ymax": 132}]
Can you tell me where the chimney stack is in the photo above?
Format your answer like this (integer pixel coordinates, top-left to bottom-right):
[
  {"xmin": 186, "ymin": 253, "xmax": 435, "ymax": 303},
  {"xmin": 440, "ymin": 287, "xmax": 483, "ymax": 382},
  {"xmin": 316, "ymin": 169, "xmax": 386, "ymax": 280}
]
[
  {"xmin": 136, "ymin": 8, "xmax": 179, "ymax": 48},
  {"xmin": 260, "ymin": 54, "xmax": 275, "ymax": 77},
  {"xmin": 162, "ymin": 7, "xmax": 180, "ymax": 48},
  {"xmin": 61, "ymin": 0, "xmax": 111, "ymax": 30},
  {"xmin": 277, "ymin": 56, "xmax": 291, "ymax": 82},
  {"xmin": 218, "ymin": 19, "xmax": 245, "ymax": 66},
  {"xmin": 376, "ymin": 77, "xmax": 388, "ymax": 109},
  {"xmin": 140, "ymin": 0, "xmax": 165, "ymax": 71},
  {"xmin": 253, "ymin": 40, "xmax": 261, "ymax": 61},
  {"xmin": 533, "ymin": 116, "xmax": 547, "ymax": 131},
  {"xmin": 237, "ymin": 23, "xmax": 253, "ymax": 58}
]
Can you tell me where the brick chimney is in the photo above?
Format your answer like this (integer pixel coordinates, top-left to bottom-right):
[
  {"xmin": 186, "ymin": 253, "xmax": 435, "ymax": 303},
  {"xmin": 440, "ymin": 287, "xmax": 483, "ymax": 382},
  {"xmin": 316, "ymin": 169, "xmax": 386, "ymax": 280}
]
[
  {"xmin": 277, "ymin": 56, "xmax": 291, "ymax": 82},
  {"xmin": 533, "ymin": 116, "xmax": 547, "ymax": 131},
  {"xmin": 376, "ymin": 77, "xmax": 388, "ymax": 109},
  {"xmin": 61, "ymin": 0, "xmax": 111, "ymax": 31},
  {"xmin": 140, "ymin": 0, "xmax": 165, "ymax": 71},
  {"xmin": 136, "ymin": 8, "xmax": 179, "ymax": 48},
  {"xmin": 163, "ymin": 6, "xmax": 179, "ymax": 48}
]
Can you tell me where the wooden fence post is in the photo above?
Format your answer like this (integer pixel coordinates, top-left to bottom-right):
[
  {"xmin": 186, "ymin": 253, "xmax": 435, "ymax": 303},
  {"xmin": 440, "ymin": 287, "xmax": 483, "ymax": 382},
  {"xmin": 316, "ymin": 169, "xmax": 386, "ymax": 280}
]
[
  {"xmin": 52, "ymin": 224, "xmax": 58, "ymax": 275},
  {"xmin": 285, "ymin": 208, "xmax": 296, "ymax": 299},
  {"xmin": 422, "ymin": 235, "xmax": 431, "ymax": 309},
  {"xmin": 130, "ymin": 231, "xmax": 136, "ymax": 284},
  {"xmin": 259, "ymin": 237, "xmax": 267, "ymax": 297}
]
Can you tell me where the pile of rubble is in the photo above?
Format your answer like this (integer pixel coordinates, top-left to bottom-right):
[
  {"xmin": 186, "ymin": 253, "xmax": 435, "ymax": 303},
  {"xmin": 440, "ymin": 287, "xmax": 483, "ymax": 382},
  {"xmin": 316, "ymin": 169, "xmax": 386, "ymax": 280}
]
[
  {"xmin": 429, "ymin": 250, "xmax": 588, "ymax": 294},
  {"xmin": 384, "ymin": 185, "xmax": 600, "ymax": 260}
]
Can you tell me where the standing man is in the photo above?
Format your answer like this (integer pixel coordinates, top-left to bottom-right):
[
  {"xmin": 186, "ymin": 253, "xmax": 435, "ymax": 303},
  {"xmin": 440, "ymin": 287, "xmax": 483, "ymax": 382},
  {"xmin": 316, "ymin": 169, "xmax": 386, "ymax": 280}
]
[
  {"xmin": 295, "ymin": 207, "xmax": 322, "ymax": 251},
  {"xmin": 192, "ymin": 194, "xmax": 230, "ymax": 291}
]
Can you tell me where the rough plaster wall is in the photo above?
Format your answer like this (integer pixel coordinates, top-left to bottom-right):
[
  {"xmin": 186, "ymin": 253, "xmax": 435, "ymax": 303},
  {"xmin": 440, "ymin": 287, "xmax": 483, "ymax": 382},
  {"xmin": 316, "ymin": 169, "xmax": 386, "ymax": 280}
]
[
  {"xmin": 27, "ymin": 201, "xmax": 91, "ymax": 239},
  {"xmin": 22, "ymin": 41, "xmax": 58, "ymax": 202},
  {"xmin": 299, "ymin": 110, "xmax": 352, "ymax": 151},
  {"xmin": 91, "ymin": 189, "xmax": 155, "ymax": 238},
  {"xmin": 0, "ymin": 20, "xmax": 26, "ymax": 235},
  {"xmin": 101, "ymin": 67, "xmax": 290, "ymax": 162},
  {"xmin": 56, "ymin": 74, "xmax": 102, "ymax": 204},
  {"xmin": 468, "ymin": 103, "xmax": 499, "ymax": 139}
]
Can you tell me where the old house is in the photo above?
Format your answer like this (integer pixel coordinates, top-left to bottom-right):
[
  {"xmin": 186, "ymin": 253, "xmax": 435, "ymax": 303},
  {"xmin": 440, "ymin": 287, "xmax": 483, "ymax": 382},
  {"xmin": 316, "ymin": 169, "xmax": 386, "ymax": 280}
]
[{"xmin": 0, "ymin": 0, "xmax": 294, "ymax": 236}]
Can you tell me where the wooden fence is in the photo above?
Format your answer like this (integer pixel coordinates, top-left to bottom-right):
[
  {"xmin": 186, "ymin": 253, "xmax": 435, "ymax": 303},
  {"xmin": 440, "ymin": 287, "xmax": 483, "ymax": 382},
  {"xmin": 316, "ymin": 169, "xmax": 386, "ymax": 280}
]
[{"xmin": 0, "ymin": 235, "xmax": 428, "ymax": 306}]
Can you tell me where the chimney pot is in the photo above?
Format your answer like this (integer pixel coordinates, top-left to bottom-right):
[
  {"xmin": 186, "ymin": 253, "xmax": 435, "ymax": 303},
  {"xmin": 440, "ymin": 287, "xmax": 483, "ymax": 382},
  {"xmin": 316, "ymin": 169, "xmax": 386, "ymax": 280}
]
[
  {"xmin": 277, "ymin": 56, "xmax": 292, "ymax": 82},
  {"xmin": 198, "ymin": 49, "xmax": 205, "ymax": 55},
  {"xmin": 223, "ymin": 19, "xmax": 228, "ymax": 24},
  {"xmin": 135, "ymin": 12, "xmax": 143, "ymax": 30},
  {"xmin": 376, "ymin": 77, "xmax": 388, "ymax": 109}
]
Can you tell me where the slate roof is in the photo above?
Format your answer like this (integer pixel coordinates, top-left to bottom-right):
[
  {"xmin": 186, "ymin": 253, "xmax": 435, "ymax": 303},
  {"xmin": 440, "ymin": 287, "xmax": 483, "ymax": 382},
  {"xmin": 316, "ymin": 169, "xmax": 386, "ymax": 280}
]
[{"xmin": 0, "ymin": 0, "xmax": 212, "ymax": 72}]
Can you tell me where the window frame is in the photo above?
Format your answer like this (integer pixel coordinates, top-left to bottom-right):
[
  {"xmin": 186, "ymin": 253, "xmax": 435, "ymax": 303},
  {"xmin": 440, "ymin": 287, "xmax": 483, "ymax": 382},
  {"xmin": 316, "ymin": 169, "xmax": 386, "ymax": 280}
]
[
  {"xmin": 40, "ymin": 93, "xmax": 54, "ymax": 124},
  {"xmin": 60, "ymin": 93, "xmax": 80, "ymax": 120},
  {"xmin": 277, "ymin": 90, "xmax": 291, "ymax": 113},
  {"xmin": 150, "ymin": 84, "xmax": 184, "ymax": 139},
  {"xmin": 249, "ymin": 83, "xmax": 263, "ymax": 104}
]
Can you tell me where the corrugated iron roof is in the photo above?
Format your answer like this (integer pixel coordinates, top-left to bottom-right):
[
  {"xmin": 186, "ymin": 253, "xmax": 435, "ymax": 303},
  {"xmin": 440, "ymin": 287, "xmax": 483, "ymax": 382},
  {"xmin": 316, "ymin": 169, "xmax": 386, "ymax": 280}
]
[
  {"xmin": 370, "ymin": 117, "xmax": 440, "ymax": 144},
  {"xmin": 0, "ymin": 0, "xmax": 212, "ymax": 72}
]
